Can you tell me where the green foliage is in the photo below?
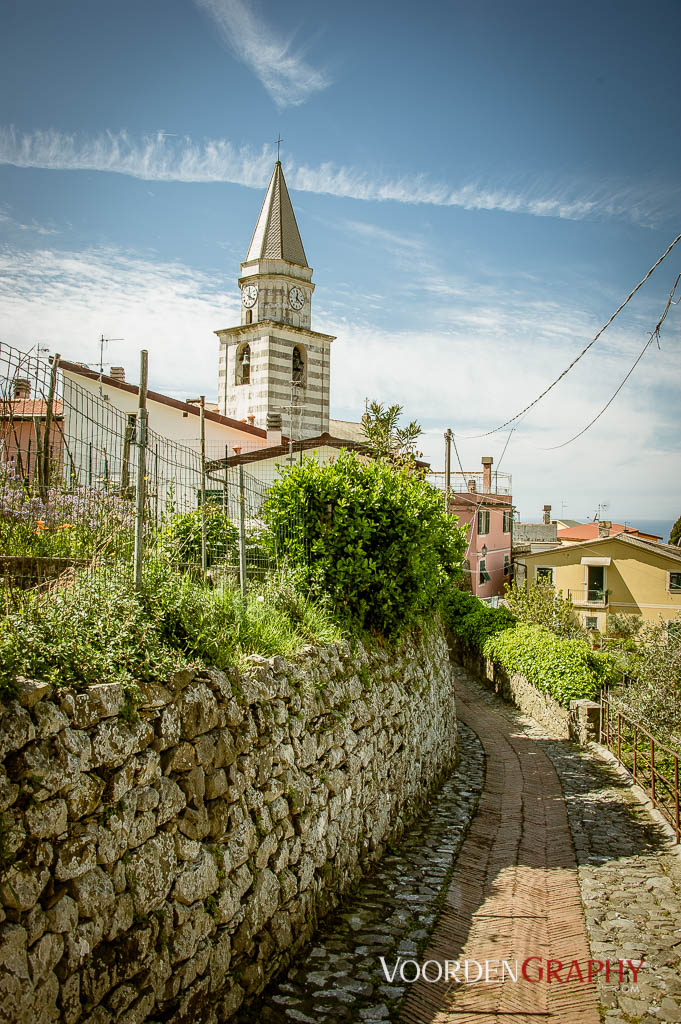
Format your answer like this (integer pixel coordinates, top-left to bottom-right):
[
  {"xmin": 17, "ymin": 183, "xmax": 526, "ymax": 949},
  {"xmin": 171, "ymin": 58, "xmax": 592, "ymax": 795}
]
[
  {"xmin": 503, "ymin": 579, "xmax": 582, "ymax": 637},
  {"xmin": 669, "ymin": 514, "xmax": 681, "ymax": 546},
  {"xmin": 0, "ymin": 564, "xmax": 345, "ymax": 698},
  {"xmin": 360, "ymin": 400, "xmax": 423, "ymax": 465},
  {"xmin": 614, "ymin": 620, "xmax": 681, "ymax": 750},
  {"xmin": 606, "ymin": 612, "xmax": 643, "ymax": 642},
  {"xmin": 0, "ymin": 567, "xmax": 181, "ymax": 695},
  {"xmin": 442, "ymin": 586, "xmax": 516, "ymax": 647},
  {"xmin": 261, "ymin": 450, "xmax": 467, "ymax": 636},
  {"xmin": 157, "ymin": 502, "xmax": 238, "ymax": 568},
  {"xmin": 484, "ymin": 623, "xmax": 615, "ymax": 705}
]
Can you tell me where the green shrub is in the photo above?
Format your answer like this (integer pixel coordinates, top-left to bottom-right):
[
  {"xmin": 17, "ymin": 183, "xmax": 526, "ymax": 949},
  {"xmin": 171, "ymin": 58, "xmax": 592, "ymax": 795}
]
[
  {"xmin": 503, "ymin": 579, "xmax": 581, "ymax": 637},
  {"xmin": 0, "ymin": 564, "xmax": 346, "ymax": 699},
  {"xmin": 0, "ymin": 567, "xmax": 182, "ymax": 696},
  {"xmin": 261, "ymin": 450, "xmax": 467, "ymax": 636},
  {"xmin": 442, "ymin": 587, "xmax": 516, "ymax": 647},
  {"xmin": 483, "ymin": 623, "xmax": 615, "ymax": 705},
  {"xmin": 157, "ymin": 503, "xmax": 238, "ymax": 568}
]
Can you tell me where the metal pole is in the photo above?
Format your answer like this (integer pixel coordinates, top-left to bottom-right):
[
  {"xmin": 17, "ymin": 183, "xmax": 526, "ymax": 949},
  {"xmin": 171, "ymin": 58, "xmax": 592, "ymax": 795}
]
[
  {"xmin": 199, "ymin": 396, "xmax": 207, "ymax": 578},
  {"xmin": 41, "ymin": 353, "xmax": 60, "ymax": 501},
  {"xmin": 133, "ymin": 350, "xmax": 149, "ymax": 591},
  {"xmin": 238, "ymin": 463, "xmax": 247, "ymax": 599},
  {"xmin": 444, "ymin": 429, "xmax": 452, "ymax": 507}
]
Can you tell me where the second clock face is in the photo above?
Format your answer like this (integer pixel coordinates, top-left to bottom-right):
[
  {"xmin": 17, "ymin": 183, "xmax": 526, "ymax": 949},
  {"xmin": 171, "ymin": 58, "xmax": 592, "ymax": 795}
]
[
  {"xmin": 288, "ymin": 286, "xmax": 305, "ymax": 311},
  {"xmin": 242, "ymin": 284, "xmax": 258, "ymax": 308}
]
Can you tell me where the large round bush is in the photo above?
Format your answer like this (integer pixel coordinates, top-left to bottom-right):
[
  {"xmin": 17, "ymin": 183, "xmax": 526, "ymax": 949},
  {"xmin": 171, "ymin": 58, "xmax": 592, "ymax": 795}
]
[{"xmin": 261, "ymin": 450, "xmax": 466, "ymax": 635}]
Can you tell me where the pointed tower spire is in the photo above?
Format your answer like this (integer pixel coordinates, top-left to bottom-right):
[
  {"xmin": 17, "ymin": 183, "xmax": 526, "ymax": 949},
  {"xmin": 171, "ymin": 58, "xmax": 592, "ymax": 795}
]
[{"xmin": 246, "ymin": 162, "xmax": 309, "ymax": 267}]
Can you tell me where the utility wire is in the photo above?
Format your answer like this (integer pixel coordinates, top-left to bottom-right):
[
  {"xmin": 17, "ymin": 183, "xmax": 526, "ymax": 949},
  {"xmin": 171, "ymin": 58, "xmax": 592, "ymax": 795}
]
[
  {"xmin": 460, "ymin": 232, "xmax": 681, "ymax": 439},
  {"xmin": 541, "ymin": 271, "xmax": 681, "ymax": 451}
]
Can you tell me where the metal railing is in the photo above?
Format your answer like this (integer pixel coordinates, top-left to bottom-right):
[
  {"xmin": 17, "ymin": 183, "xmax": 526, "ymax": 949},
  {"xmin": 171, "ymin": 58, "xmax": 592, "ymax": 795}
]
[
  {"xmin": 426, "ymin": 470, "xmax": 512, "ymax": 496},
  {"xmin": 568, "ymin": 587, "xmax": 609, "ymax": 607},
  {"xmin": 0, "ymin": 343, "xmax": 305, "ymax": 608},
  {"xmin": 600, "ymin": 691, "xmax": 680, "ymax": 843}
]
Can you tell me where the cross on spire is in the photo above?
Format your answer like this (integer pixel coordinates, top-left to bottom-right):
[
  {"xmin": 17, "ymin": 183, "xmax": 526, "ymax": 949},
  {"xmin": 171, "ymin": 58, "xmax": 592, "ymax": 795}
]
[{"xmin": 275, "ymin": 134, "xmax": 283, "ymax": 162}]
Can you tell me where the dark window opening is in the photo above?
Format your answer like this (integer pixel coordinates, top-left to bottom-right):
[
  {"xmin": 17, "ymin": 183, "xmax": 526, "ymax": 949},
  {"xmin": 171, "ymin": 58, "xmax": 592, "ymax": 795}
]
[
  {"xmin": 479, "ymin": 559, "xmax": 491, "ymax": 585},
  {"xmin": 537, "ymin": 567, "xmax": 553, "ymax": 584},
  {"xmin": 292, "ymin": 346, "xmax": 304, "ymax": 383},
  {"xmin": 670, "ymin": 572, "xmax": 681, "ymax": 592},
  {"xmin": 477, "ymin": 509, "xmax": 490, "ymax": 534},
  {"xmin": 237, "ymin": 344, "xmax": 251, "ymax": 385},
  {"xmin": 587, "ymin": 564, "xmax": 605, "ymax": 602}
]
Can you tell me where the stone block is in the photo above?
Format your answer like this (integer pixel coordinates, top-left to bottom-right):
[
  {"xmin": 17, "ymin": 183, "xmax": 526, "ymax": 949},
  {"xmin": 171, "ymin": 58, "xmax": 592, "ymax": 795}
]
[
  {"xmin": 180, "ymin": 683, "xmax": 220, "ymax": 739},
  {"xmin": 1, "ymin": 862, "xmax": 50, "ymax": 911},
  {"xmin": 46, "ymin": 894, "xmax": 78, "ymax": 934},
  {"xmin": 28, "ymin": 931, "xmax": 64, "ymax": 987},
  {"xmin": 161, "ymin": 742, "xmax": 197, "ymax": 773},
  {"xmin": 173, "ymin": 847, "xmax": 220, "ymax": 905},
  {"xmin": 64, "ymin": 774, "xmax": 105, "ymax": 819},
  {"xmin": 33, "ymin": 701, "xmax": 69, "ymax": 739},
  {"xmin": 0, "ymin": 702, "xmax": 35, "ymax": 759},
  {"xmin": 17, "ymin": 679, "xmax": 50, "ymax": 709},
  {"xmin": 125, "ymin": 831, "xmax": 177, "ymax": 915},
  {"xmin": 25, "ymin": 797, "xmax": 68, "ymax": 838},
  {"xmin": 156, "ymin": 777, "xmax": 186, "ymax": 826},
  {"xmin": 69, "ymin": 865, "xmax": 115, "ymax": 919}
]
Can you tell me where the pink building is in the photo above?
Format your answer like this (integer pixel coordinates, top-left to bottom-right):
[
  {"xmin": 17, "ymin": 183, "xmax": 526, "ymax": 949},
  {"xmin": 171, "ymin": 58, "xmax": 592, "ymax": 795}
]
[
  {"xmin": 447, "ymin": 456, "xmax": 513, "ymax": 599},
  {"xmin": 0, "ymin": 378, "xmax": 63, "ymax": 483}
]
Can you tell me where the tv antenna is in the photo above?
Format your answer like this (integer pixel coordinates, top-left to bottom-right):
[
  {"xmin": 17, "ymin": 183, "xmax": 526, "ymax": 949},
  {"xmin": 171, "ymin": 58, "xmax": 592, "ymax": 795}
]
[{"xmin": 97, "ymin": 334, "xmax": 124, "ymax": 394}]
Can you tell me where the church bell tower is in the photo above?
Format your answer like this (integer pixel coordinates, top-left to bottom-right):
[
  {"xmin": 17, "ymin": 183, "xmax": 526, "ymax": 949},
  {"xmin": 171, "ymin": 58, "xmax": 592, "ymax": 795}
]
[{"xmin": 216, "ymin": 161, "xmax": 335, "ymax": 439}]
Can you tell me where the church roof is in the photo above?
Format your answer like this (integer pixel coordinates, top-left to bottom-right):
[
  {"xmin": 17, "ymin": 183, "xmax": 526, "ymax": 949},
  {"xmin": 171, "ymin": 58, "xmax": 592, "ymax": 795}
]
[{"xmin": 245, "ymin": 162, "xmax": 309, "ymax": 267}]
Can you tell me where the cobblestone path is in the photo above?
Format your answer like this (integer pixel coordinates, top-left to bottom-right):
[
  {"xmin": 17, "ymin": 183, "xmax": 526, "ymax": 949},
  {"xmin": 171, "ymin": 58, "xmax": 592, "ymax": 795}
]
[
  {"xmin": 237, "ymin": 666, "xmax": 681, "ymax": 1024},
  {"xmin": 445, "ymin": 671, "xmax": 681, "ymax": 1024},
  {"xmin": 235, "ymin": 724, "xmax": 485, "ymax": 1023}
]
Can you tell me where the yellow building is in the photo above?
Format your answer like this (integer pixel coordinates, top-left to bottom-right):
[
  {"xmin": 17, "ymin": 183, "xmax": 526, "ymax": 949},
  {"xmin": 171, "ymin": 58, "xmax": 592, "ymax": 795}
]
[{"xmin": 514, "ymin": 533, "xmax": 681, "ymax": 631}]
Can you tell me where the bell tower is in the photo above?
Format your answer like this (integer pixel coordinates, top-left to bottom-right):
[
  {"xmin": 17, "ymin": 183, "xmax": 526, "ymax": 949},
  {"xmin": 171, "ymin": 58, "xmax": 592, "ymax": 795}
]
[{"xmin": 216, "ymin": 161, "xmax": 335, "ymax": 440}]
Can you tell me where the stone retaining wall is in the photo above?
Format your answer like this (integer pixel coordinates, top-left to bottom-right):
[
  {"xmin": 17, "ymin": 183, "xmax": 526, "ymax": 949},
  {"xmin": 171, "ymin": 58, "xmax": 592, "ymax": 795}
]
[
  {"xmin": 0, "ymin": 626, "xmax": 457, "ymax": 1024},
  {"xmin": 450, "ymin": 637, "xmax": 599, "ymax": 743}
]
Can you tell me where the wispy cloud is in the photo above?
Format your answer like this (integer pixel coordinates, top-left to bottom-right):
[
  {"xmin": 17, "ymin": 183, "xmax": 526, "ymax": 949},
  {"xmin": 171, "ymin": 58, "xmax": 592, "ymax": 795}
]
[
  {"xmin": 193, "ymin": 0, "xmax": 330, "ymax": 108},
  {"xmin": 1, "ymin": 126, "xmax": 675, "ymax": 226}
]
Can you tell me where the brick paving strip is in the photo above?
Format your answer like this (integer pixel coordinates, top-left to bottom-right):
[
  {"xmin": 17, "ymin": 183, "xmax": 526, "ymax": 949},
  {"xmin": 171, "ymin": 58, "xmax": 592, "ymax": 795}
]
[{"xmin": 399, "ymin": 676, "xmax": 602, "ymax": 1024}]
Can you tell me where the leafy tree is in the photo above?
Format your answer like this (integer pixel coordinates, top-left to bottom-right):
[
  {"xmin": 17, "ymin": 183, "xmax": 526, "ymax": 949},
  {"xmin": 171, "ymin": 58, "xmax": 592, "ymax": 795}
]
[
  {"xmin": 157, "ymin": 502, "xmax": 238, "ymax": 568},
  {"xmin": 261, "ymin": 449, "xmax": 467, "ymax": 636},
  {"xmin": 361, "ymin": 400, "xmax": 423, "ymax": 466},
  {"xmin": 615, "ymin": 620, "xmax": 681, "ymax": 750},
  {"xmin": 669, "ymin": 514, "xmax": 681, "ymax": 546},
  {"xmin": 503, "ymin": 579, "xmax": 582, "ymax": 637}
]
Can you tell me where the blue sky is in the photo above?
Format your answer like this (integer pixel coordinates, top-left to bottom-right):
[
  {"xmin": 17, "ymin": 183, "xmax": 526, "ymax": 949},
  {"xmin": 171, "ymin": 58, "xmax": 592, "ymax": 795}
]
[{"xmin": 1, "ymin": 0, "xmax": 680, "ymax": 521}]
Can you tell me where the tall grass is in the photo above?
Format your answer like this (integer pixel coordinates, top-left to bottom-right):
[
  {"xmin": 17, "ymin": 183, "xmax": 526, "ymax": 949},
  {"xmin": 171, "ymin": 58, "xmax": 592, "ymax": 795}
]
[{"xmin": 0, "ymin": 564, "xmax": 345, "ymax": 700}]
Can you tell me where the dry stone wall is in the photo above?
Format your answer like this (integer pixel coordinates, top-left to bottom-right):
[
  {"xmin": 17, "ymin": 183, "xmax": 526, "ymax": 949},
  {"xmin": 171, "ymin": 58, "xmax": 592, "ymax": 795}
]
[{"xmin": 0, "ymin": 626, "xmax": 457, "ymax": 1024}]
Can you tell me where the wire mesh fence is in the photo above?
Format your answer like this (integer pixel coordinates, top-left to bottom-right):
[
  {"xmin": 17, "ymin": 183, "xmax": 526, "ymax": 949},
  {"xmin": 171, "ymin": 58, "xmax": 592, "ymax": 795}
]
[{"xmin": 0, "ymin": 344, "xmax": 306, "ymax": 611}]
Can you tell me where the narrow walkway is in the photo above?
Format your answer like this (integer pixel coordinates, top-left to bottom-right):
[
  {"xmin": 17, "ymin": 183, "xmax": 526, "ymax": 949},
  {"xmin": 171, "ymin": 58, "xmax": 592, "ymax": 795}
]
[
  {"xmin": 237, "ymin": 665, "xmax": 681, "ymax": 1024},
  {"xmin": 400, "ymin": 678, "xmax": 601, "ymax": 1024}
]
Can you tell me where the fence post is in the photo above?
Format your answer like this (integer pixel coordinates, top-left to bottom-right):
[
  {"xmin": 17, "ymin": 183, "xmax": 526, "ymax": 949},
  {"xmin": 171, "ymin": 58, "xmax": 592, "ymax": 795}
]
[
  {"xmin": 133, "ymin": 350, "xmax": 149, "ymax": 591},
  {"xmin": 199, "ymin": 396, "xmax": 207, "ymax": 579},
  {"xmin": 238, "ymin": 463, "xmax": 247, "ymax": 599},
  {"xmin": 40, "ymin": 353, "xmax": 60, "ymax": 501}
]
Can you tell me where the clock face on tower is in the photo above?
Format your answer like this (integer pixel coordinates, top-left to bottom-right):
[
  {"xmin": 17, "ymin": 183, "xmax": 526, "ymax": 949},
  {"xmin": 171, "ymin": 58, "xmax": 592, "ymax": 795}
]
[
  {"xmin": 242, "ymin": 284, "xmax": 258, "ymax": 308},
  {"xmin": 288, "ymin": 286, "xmax": 305, "ymax": 311}
]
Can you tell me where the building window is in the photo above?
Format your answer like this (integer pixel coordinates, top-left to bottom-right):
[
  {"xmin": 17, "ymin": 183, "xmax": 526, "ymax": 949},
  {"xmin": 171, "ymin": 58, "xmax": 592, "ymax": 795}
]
[
  {"xmin": 503, "ymin": 509, "xmax": 512, "ymax": 533},
  {"xmin": 245, "ymin": 309, "xmax": 252, "ymax": 325},
  {"xmin": 504, "ymin": 554, "xmax": 510, "ymax": 576},
  {"xmin": 536, "ymin": 567, "xmax": 553, "ymax": 584},
  {"xmin": 479, "ymin": 559, "xmax": 491, "ymax": 585},
  {"xmin": 292, "ymin": 345, "xmax": 305, "ymax": 383},
  {"xmin": 477, "ymin": 509, "xmax": 490, "ymax": 535},
  {"xmin": 587, "ymin": 564, "xmax": 605, "ymax": 602},
  {"xmin": 585, "ymin": 616, "xmax": 599, "ymax": 630},
  {"xmin": 669, "ymin": 572, "xmax": 681, "ymax": 592},
  {"xmin": 236, "ymin": 343, "xmax": 251, "ymax": 385}
]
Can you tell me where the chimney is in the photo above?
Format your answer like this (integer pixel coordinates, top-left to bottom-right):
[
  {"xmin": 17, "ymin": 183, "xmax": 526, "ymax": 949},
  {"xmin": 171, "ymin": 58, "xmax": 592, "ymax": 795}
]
[
  {"xmin": 481, "ymin": 456, "xmax": 493, "ymax": 494},
  {"xmin": 266, "ymin": 412, "xmax": 282, "ymax": 446},
  {"xmin": 598, "ymin": 520, "xmax": 612, "ymax": 538},
  {"xmin": 543, "ymin": 504, "xmax": 552, "ymax": 525},
  {"xmin": 13, "ymin": 378, "xmax": 31, "ymax": 399},
  {"xmin": 247, "ymin": 414, "xmax": 255, "ymax": 427},
  {"xmin": 467, "ymin": 479, "xmax": 476, "ymax": 492},
  {"xmin": 109, "ymin": 366, "xmax": 125, "ymax": 384}
]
